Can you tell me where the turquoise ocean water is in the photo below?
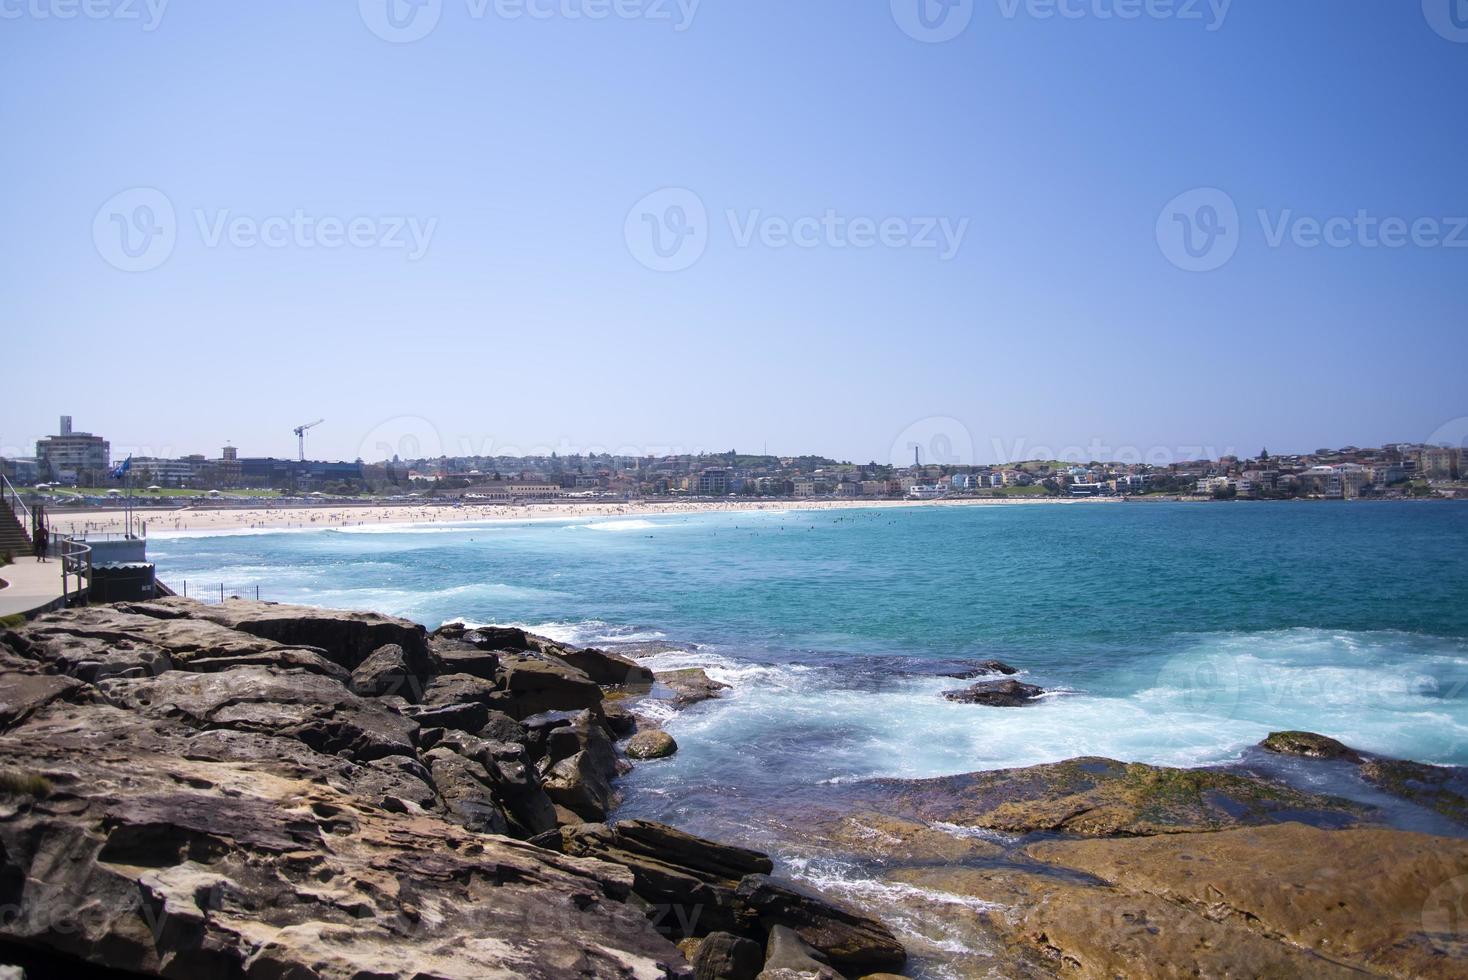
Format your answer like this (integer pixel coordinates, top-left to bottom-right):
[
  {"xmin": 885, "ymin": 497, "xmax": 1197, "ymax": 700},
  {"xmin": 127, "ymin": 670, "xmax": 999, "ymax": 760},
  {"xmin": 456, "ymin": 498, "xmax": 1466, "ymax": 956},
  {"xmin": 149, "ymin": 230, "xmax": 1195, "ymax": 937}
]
[{"xmin": 149, "ymin": 501, "xmax": 1468, "ymax": 832}]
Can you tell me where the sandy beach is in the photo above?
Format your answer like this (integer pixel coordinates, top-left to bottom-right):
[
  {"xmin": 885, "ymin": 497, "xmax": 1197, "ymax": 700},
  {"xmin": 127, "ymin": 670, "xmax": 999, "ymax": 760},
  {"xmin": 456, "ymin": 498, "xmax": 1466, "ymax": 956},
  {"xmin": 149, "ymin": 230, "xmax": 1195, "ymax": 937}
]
[{"xmin": 48, "ymin": 495, "xmax": 1129, "ymax": 538}]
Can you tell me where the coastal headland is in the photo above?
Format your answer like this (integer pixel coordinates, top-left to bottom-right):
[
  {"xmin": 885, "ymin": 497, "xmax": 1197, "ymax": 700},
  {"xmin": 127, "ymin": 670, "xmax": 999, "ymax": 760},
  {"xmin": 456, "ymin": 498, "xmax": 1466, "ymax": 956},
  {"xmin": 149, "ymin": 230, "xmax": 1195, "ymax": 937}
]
[{"xmin": 2, "ymin": 599, "xmax": 1466, "ymax": 978}]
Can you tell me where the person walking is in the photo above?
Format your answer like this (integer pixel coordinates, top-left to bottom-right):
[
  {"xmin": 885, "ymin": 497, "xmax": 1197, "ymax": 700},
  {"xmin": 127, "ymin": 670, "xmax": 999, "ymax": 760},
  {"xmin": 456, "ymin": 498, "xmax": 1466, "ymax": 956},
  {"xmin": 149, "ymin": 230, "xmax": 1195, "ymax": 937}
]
[{"xmin": 34, "ymin": 525, "xmax": 49, "ymax": 563}]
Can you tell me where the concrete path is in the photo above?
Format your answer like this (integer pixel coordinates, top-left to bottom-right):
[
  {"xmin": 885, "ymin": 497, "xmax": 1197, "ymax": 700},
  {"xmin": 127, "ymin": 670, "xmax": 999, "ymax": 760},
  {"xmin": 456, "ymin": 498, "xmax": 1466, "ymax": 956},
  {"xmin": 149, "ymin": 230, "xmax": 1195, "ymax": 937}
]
[{"xmin": 0, "ymin": 557, "xmax": 66, "ymax": 618}]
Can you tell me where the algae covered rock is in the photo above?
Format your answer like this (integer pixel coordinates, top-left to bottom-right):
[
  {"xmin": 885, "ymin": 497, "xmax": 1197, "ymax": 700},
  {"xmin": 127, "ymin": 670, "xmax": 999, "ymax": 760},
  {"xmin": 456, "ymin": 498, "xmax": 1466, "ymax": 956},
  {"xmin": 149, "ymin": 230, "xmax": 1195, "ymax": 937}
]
[
  {"xmin": 628, "ymin": 730, "xmax": 679, "ymax": 759},
  {"xmin": 1260, "ymin": 729, "xmax": 1363, "ymax": 762}
]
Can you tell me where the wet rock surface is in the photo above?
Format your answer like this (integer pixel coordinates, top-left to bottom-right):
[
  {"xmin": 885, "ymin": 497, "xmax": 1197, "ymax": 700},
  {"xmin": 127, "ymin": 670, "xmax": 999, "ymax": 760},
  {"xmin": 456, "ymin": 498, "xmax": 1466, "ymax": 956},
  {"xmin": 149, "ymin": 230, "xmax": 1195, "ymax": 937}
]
[
  {"xmin": 657, "ymin": 667, "xmax": 730, "ymax": 706},
  {"xmin": 941, "ymin": 678, "xmax": 1045, "ymax": 706},
  {"xmin": 1260, "ymin": 729, "xmax": 1364, "ymax": 762},
  {"xmin": 865, "ymin": 756, "xmax": 1364, "ymax": 836}
]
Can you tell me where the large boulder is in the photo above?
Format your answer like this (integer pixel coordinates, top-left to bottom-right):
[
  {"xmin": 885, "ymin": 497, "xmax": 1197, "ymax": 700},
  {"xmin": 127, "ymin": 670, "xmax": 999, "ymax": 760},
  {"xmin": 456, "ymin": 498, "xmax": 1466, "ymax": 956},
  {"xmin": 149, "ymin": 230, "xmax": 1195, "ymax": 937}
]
[
  {"xmin": 122, "ymin": 597, "xmax": 434, "ymax": 674},
  {"xmin": 97, "ymin": 666, "xmax": 419, "ymax": 763},
  {"xmin": 628, "ymin": 730, "xmax": 678, "ymax": 760},
  {"xmin": 496, "ymin": 655, "xmax": 604, "ymax": 719},
  {"xmin": 757, "ymin": 925, "xmax": 841, "ymax": 980},
  {"xmin": 516, "ymin": 710, "xmax": 620, "ymax": 822},
  {"xmin": 350, "ymin": 643, "xmax": 424, "ymax": 701},
  {"xmin": 692, "ymin": 930, "xmax": 763, "ymax": 980},
  {"xmin": 540, "ymin": 646, "xmax": 655, "ymax": 689}
]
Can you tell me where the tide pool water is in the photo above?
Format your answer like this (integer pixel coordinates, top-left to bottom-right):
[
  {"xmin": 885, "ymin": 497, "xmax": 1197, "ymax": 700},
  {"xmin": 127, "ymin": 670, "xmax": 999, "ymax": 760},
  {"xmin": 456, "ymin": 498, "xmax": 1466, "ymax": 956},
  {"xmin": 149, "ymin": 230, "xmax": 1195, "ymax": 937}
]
[{"xmin": 150, "ymin": 502, "xmax": 1468, "ymax": 798}]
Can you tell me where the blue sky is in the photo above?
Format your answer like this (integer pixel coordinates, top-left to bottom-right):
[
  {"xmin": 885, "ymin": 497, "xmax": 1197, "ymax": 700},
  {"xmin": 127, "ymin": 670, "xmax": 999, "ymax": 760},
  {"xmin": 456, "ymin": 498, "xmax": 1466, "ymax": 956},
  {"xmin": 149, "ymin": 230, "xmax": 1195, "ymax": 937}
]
[{"xmin": 2, "ymin": 0, "xmax": 1465, "ymax": 466}]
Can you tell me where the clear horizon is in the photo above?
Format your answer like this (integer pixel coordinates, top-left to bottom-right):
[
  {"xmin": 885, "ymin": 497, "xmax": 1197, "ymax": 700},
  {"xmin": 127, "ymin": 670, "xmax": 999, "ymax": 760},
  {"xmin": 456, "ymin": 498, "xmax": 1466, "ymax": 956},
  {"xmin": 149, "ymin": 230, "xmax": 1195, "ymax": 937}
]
[{"xmin": 4, "ymin": 1, "xmax": 1466, "ymax": 466}]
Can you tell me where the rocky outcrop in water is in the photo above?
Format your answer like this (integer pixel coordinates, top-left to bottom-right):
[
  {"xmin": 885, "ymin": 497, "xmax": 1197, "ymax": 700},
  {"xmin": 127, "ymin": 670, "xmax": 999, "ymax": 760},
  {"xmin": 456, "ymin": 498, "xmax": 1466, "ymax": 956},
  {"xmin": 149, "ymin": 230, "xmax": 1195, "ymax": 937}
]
[
  {"xmin": 657, "ymin": 667, "xmax": 730, "ymax": 706},
  {"xmin": 941, "ymin": 678, "xmax": 1045, "ymax": 707},
  {"xmin": 0, "ymin": 600, "xmax": 906, "ymax": 979},
  {"xmin": 1260, "ymin": 729, "xmax": 1364, "ymax": 762},
  {"xmin": 1254, "ymin": 730, "xmax": 1468, "ymax": 829}
]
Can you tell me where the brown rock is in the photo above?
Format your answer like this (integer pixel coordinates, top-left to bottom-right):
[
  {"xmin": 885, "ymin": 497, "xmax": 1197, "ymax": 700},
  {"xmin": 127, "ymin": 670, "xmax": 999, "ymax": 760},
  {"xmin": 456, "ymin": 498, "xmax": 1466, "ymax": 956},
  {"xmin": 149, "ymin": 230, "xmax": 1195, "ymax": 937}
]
[
  {"xmin": 692, "ymin": 930, "xmax": 762, "ymax": 980},
  {"xmin": 1027, "ymin": 823, "xmax": 1468, "ymax": 978},
  {"xmin": 628, "ymin": 730, "xmax": 679, "ymax": 759},
  {"xmin": 657, "ymin": 668, "xmax": 729, "ymax": 707},
  {"xmin": 735, "ymin": 875, "xmax": 906, "ymax": 975},
  {"xmin": 1260, "ymin": 730, "xmax": 1363, "ymax": 762},
  {"xmin": 867, "ymin": 756, "xmax": 1362, "ymax": 836},
  {"xmin": 940, "ymin": 678, "xmax": 1044, "ymax": 706},
  {"xmin": 1361, "ymin": 758, "xmax": 1468, "ymax": 828}
]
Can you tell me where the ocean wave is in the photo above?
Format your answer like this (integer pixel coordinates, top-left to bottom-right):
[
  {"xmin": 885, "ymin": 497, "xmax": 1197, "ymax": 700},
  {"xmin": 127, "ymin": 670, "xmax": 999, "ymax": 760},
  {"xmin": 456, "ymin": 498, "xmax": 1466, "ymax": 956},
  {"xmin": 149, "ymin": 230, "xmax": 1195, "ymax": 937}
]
[{"xmin": 573, "ymin": 518, "xmax": 661, "ymax": 532}]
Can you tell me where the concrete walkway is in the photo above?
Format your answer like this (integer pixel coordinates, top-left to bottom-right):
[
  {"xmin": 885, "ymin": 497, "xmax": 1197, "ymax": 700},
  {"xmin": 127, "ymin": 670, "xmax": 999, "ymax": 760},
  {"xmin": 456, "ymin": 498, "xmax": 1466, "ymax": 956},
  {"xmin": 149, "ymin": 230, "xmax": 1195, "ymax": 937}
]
[{"xmin": 0, "ymin": 557, "xmax": 66, "ymax": 618}]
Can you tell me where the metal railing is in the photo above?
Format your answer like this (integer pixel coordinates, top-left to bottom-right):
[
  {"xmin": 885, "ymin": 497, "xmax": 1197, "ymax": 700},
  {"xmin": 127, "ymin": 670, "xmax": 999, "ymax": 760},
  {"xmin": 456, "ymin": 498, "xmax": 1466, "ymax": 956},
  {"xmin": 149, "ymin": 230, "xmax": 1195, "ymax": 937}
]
[
  {"xmin": 1, "ymin": 472, "xmax": 32, "ymax": 539},
  {"xmin": 57, "ymin": 535, "xmax": 93, "ymax": 607},
  {"xmin": 177, "ymin": 581, "xmax": 262, "ymax": 604}
]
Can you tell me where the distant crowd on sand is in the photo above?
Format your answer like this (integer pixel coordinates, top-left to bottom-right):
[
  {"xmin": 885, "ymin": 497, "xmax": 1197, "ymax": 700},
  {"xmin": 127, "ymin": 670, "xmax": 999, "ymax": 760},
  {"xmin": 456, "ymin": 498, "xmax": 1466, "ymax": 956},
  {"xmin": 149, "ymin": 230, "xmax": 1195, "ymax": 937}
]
[{"xmin": 48, "ymin": 495, "xmax": 1118, "ymax": 538}]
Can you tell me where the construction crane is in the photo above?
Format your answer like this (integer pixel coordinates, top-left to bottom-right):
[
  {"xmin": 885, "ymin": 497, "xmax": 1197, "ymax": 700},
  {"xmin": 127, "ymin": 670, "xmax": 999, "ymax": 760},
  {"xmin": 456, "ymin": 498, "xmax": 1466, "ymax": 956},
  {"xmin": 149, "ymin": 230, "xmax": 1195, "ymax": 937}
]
[{"xmin": 293, "ymin": 419, "xmax": 324, "ymax": 462}]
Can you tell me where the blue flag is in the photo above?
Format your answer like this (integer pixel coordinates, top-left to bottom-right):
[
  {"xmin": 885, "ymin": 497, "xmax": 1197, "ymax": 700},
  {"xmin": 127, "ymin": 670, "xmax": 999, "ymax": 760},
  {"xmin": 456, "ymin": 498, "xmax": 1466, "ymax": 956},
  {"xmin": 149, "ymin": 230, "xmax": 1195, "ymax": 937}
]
[{"xmin": 111, "ymin": 456, "xmax": 132, "ymax": 480}]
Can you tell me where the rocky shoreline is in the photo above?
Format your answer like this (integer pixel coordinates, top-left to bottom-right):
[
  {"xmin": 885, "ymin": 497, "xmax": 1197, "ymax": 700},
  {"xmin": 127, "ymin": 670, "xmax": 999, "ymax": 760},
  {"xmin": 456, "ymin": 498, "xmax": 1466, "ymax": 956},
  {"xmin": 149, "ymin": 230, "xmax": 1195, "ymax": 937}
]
[{"xmin": 0, "ymin": 599, "xmax": 1466, "ymax": 978}]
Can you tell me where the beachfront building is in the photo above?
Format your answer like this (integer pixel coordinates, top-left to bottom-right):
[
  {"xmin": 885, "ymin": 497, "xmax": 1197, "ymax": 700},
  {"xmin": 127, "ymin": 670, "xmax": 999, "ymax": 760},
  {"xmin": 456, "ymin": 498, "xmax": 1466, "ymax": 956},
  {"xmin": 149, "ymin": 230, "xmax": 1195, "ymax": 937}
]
[
  {"xmin": 36, "ymin": 415, "xmax": 110, "ymax": 484},
  {"xmin": 1419, "ymin": 447, "xmax": 1459, "ymax": 482},
  {"xmin": 696, "ymin": 468, "xmax": 731, "ymax": 496}
]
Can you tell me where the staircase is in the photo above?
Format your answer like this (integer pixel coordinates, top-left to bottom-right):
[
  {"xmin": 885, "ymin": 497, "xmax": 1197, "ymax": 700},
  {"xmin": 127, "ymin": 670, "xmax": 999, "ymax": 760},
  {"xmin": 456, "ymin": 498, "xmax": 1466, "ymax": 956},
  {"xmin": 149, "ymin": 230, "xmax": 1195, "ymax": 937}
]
[
  {"xmin": 0, "ymin": 505, "xmax": 30, "ymax": 559},
  {"xmin": 1, "ymin": 474, "xmax": 35, "ymax": 560}
]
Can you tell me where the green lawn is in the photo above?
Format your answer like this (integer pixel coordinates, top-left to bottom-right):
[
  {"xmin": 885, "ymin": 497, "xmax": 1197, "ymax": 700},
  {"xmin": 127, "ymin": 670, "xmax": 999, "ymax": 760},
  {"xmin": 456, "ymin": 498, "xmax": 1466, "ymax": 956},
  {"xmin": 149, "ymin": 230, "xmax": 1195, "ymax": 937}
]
[{"xmin": 991, "ymin": 485, "xmax": 1050, "ymax": 497}]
